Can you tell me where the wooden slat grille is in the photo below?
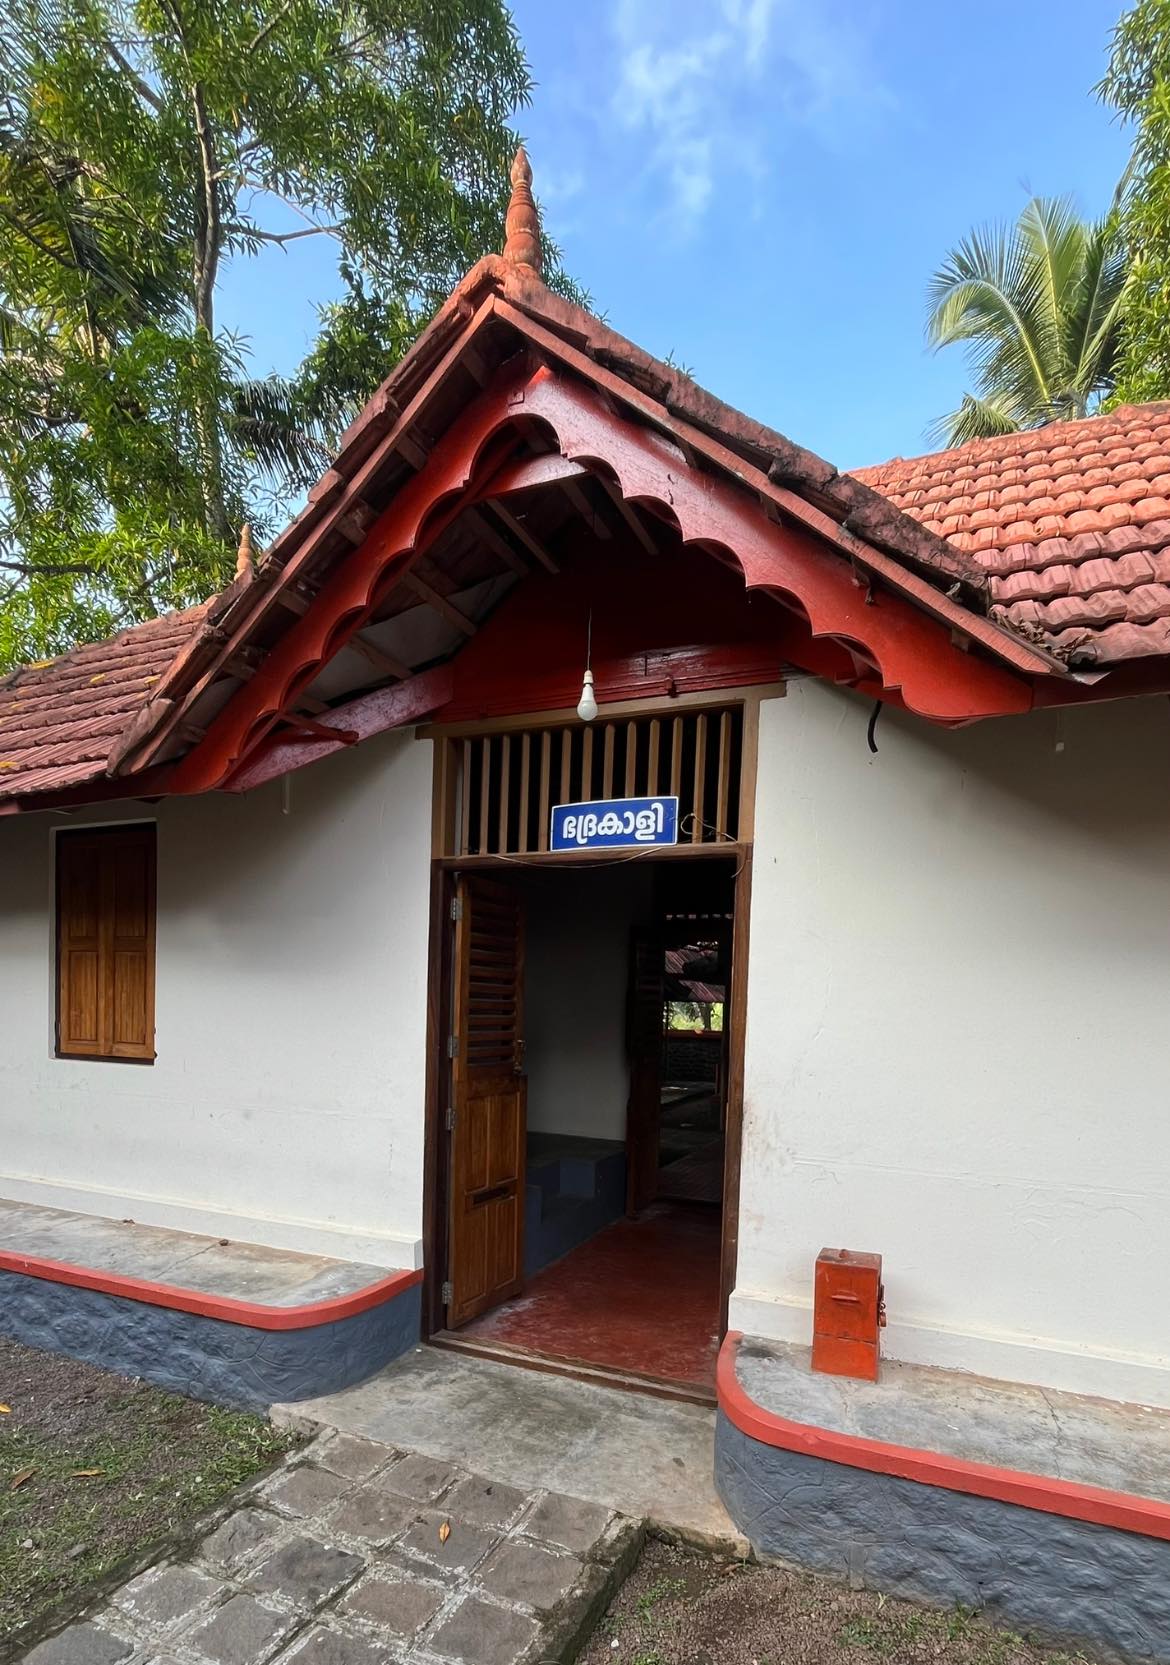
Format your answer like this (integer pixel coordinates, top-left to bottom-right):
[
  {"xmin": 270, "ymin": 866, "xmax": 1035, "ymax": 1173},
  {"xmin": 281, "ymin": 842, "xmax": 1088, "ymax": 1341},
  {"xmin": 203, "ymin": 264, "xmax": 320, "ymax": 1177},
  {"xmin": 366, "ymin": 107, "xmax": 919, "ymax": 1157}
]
[{"xmin": 450, "ymin": 705, "xmax": 745, "ymax": 856}]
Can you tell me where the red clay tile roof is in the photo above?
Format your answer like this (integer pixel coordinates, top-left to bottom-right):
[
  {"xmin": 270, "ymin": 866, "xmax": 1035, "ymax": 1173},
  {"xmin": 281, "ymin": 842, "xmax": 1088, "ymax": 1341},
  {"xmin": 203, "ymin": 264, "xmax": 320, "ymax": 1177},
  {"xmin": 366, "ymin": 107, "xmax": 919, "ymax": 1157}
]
[
  {"xmin": 854, "ymin": 404, "xmax": 1170, "ymax": 666},
  {"xmin": 0, "ymin": 605, "xmax": 209, "ymax": 798}
]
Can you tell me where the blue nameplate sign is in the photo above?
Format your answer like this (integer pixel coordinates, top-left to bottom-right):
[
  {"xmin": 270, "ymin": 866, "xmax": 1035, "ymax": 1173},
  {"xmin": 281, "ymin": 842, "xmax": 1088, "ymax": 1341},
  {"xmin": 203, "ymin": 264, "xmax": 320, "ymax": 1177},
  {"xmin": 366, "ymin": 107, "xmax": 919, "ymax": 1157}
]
[{"xmin": 550, "ymin": 795, "xmax": 679, "ymax": 852}]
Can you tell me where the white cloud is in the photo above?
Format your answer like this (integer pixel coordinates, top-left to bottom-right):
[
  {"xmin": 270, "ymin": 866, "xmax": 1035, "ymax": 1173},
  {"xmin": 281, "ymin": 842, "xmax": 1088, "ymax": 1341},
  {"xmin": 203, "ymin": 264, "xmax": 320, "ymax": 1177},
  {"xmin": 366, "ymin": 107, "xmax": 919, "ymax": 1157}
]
[
  {"xmin": 608, "ymin": 0, "xmax": 892, "ymax": 232},
  {"xmin": 538, "ymin": 165, "xmax": 586, "ymax": 207}
]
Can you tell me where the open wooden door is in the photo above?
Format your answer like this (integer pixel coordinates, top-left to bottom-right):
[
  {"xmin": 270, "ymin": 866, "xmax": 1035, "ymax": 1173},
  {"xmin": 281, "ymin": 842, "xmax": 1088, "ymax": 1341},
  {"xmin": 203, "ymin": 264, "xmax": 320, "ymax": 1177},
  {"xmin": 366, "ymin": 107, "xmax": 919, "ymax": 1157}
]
[
  {"xmin": 446, "ymin": 874, "xmax": 527, "ymax": 1328},
  {"xmin": 625, "ymin": 928, "xmax": 665, "ymax": 1215}
]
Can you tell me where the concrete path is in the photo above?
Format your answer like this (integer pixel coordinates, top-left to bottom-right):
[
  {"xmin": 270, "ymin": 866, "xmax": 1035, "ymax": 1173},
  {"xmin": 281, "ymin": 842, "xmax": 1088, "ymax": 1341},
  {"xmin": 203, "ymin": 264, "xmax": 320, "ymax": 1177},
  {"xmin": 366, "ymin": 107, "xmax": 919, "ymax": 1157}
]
[
  {"xmin": 273, "ymin": 1345, "xmax": 743, "ymax": 1549},
  {"xmin": 17, "ymin": 1431, "xmax": 640, "ymax": 1665}
]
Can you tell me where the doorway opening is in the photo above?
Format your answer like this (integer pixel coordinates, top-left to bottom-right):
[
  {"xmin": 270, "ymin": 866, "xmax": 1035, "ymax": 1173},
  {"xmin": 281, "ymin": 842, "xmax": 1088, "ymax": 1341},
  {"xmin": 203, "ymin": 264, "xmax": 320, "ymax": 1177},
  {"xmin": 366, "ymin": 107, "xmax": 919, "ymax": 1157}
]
[{"xmin": 428, "ymin": 851, "xmax": 744, "ymax": 1401}]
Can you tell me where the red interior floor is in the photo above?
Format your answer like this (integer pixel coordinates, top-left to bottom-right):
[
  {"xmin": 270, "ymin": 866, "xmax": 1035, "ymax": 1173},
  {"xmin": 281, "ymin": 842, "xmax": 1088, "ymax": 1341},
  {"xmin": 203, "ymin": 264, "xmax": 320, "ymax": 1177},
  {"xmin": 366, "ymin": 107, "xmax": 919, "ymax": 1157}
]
[{"xmin": 460, "ymin": 1201, "xmax": 722, "ymax": 1388}]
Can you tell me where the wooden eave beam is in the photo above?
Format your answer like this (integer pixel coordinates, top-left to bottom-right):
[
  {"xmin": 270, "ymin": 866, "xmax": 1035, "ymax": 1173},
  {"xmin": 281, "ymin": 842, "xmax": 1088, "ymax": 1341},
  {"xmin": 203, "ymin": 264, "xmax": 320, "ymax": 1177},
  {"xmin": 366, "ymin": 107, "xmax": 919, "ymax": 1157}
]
[{"xmin": 223, "ymin": 665, "xmax": 454, "ymax": 793}]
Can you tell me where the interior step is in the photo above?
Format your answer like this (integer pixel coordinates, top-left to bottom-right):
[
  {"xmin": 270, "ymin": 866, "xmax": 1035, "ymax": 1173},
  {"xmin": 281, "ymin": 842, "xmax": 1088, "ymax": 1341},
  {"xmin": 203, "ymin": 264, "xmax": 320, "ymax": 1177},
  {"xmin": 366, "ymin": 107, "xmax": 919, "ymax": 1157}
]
[{"xmin": 523, "ymin": 1137, "xmax": 627, "ymax": 1277}]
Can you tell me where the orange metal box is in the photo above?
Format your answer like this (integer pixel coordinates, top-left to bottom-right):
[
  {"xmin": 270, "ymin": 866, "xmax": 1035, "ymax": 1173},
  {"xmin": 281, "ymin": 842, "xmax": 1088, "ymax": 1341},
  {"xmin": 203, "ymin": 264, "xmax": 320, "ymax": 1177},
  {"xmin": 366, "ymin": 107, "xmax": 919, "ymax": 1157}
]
[{"xmin": 811, "ymin": 1247, "xmax": 885, "ymax": 1381}]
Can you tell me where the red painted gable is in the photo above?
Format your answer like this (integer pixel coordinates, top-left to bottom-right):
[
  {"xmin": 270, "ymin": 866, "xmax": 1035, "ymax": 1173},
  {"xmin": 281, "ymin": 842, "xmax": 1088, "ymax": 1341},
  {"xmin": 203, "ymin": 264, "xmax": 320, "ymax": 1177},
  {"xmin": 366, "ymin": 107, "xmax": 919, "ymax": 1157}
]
[{"xmin": 438, "ymin": 535, "xmax": 789, "ymax": 723}]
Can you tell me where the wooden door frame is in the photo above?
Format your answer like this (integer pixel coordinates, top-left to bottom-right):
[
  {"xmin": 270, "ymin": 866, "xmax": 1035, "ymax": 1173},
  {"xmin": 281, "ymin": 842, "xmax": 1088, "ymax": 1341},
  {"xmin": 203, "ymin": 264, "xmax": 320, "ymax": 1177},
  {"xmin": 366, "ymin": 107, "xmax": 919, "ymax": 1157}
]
[{"xmin": 419, "ymin": 695, "xmax": 761, "ymax": 1351}]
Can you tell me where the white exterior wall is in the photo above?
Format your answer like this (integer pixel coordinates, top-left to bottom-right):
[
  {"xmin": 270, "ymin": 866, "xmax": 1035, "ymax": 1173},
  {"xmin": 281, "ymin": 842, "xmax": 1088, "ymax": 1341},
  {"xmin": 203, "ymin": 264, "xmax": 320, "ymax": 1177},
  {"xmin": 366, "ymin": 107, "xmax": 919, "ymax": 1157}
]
[
  {"xmin": 733, "ymin": 681, "xmax": 1170, "ymax": 1409},
  {"xmin": 523, "ymin": 867, "xmax": 653, "ymax": 1142},
  {"xmin": 0, "ymin": 729, "xmax": 433, "ymax": 1266}
]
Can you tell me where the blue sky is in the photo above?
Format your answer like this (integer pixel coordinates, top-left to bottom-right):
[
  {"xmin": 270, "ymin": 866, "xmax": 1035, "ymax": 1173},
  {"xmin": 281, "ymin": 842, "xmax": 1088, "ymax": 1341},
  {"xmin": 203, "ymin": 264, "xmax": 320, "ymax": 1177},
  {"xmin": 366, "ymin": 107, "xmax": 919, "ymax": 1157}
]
[{"xmin": 218, "ymin": 0, "xmax": 1131, "ymax": 473}]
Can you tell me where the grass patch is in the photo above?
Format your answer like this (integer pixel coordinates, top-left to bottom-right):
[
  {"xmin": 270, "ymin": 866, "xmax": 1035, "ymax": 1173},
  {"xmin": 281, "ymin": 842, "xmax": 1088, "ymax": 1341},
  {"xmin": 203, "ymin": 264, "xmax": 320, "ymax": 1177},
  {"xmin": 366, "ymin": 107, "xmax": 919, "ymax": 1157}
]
[
  {"xmin": 838, "ymin": 1607, "xmax": 1082, "ymax": 1665},
  {"xmin": 583, "ymin": 1539, "xmax": 1097, "ymax": 1665},
  {"xmin": 634, "ymin": 1577, "xmax": 688, "ymax": 1621},
  {"xmin": 0, "ymin": 1341, "xmax": 298, "ymax": 1644}
]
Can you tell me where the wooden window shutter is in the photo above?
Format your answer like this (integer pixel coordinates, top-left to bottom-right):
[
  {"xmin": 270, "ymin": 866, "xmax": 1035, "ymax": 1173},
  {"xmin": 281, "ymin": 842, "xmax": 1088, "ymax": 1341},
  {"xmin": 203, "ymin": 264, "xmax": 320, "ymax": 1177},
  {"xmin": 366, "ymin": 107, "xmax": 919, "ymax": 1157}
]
[{"xmin": 56, "ymin": 825, "xmax": 156, "ymax": 1062}]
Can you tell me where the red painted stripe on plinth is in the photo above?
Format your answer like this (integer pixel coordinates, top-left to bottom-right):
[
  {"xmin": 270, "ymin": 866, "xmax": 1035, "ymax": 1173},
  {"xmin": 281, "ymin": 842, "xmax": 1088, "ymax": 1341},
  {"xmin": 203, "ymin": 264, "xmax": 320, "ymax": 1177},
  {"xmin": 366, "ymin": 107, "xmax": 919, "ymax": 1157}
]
[
  {"xmin": 717, "ymin": 1332, "xmax": 1170, "ymax": 1544},
  {"xmin": 0, "ymin": 1248, "xmax": 422, "ymax": 1332}
]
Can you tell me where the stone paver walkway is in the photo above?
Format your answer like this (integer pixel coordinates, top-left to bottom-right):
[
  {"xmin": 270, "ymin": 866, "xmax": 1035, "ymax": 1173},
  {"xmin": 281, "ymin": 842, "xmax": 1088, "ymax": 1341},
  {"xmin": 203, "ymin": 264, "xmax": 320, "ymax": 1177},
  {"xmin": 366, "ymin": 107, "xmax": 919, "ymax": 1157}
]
[
  {"xmin": 17, "ymin": 1432, "xmax": 640, "ymax": 1665},
  {"xmin": 274, "ymin": 1346, "xmax": 741, "ymax": 1547}
]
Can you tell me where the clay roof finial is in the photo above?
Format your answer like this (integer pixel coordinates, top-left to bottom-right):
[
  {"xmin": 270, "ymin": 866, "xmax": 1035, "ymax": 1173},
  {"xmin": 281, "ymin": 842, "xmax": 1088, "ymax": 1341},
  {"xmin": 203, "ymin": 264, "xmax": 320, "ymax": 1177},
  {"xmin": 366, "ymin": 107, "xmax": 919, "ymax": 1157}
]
[
  {"xmin": 234, "ymin": 523, "xmax": 255, "ymax": 580},
  {"xmin": 503, "ymin": 146, "xmax": 542, "ymax": 277}
]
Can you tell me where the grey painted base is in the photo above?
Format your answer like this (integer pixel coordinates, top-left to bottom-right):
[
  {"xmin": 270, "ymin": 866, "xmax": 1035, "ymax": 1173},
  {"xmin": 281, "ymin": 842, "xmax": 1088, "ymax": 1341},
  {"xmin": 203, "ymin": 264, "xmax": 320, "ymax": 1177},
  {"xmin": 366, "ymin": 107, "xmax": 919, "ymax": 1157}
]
[
  {"xmin": 0, "ymin": 1269, "xmax": 420, "ymax": 1410},
  {"xmin": 715, "ymin": 1413, "xmax": 1170, "ymax": 1663}
]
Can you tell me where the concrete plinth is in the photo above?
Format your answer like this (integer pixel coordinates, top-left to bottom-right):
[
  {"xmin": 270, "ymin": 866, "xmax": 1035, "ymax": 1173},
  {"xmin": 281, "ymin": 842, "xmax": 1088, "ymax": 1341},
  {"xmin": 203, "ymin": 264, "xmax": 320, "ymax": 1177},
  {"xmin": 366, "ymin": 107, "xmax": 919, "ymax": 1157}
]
[
  {"xmin": 716, "ymin": 1334, "xmax": 1170, "ymax": 1662},
  {"xmin": 0, "ymin": 1196, "xmax": 422, "ymax": 1408}
]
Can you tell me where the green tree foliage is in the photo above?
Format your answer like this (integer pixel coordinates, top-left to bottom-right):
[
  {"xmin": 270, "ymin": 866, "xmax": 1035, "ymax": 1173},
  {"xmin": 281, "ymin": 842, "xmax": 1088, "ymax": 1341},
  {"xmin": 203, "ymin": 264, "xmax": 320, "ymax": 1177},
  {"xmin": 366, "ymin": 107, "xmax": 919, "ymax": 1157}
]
[
  {"xmin": 926, "ymin": 195, "xmax": 1128, "ymax": 447},
  {"xmin": 0, "ymin": 0, "xmax": 571, "ymax": 668},
  {"xmin": 1101, "ymin": 0, "xmax": 1170, "ymax": 403}
]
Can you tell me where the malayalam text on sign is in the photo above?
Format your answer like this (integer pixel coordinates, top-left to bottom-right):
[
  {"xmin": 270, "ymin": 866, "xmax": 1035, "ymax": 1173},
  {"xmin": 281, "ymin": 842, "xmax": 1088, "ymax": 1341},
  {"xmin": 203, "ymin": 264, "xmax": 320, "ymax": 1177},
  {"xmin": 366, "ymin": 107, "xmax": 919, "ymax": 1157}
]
[{"xmin": 549, "ymin": 796, "xmax": 679, "ymax": 851}]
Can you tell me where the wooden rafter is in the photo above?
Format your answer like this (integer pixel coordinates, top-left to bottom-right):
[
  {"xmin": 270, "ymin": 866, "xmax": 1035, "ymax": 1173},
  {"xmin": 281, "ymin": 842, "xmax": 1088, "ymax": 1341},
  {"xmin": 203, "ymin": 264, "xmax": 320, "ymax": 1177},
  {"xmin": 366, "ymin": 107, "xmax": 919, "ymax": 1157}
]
[
  {"xmin": 485, "ymin": 501, "xmax": 559, "ymax": 573},
  {"xmin": 560, "ymin": 477, "xmax": 612, "ymax": 540},
  {"xmin": 337, "ymin": 503, "xmax": 378, "ymax": 546},
  {"xmin": 462, "ymin": 343, "xmax": 490, "ymax": 386},
  {"xmin": 462, "ymin": 505, "xmax": 529, "ymax": 576},
  {"xmin": 275, "ymin": 588, "xmax": 311, "ymax": 616},
  {"xmin": 397, "ymin": 428, "xmax": 430, "ymax": 470},
  {"xmin": 595, "ymin": 473, "xmax": 658, "ymax": 554},
  {"xmin": 277, "ymin": 711, "xmax": 359, "ymax": 744},
  {"xmin": 346, "ymin": 633, "xmax": 412, "ymax": 680},
  {"xmin": 402, "ymin": 572, "xmax": 478, "ymax": 637}
]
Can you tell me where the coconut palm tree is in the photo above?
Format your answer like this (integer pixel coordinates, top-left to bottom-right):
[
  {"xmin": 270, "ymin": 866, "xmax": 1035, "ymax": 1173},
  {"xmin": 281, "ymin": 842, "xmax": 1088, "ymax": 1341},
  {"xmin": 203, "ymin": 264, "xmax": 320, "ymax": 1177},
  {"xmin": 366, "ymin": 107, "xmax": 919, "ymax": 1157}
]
[{"xmin": 927, "ymin": 194, "xmax": 1129, "ymax": 446}]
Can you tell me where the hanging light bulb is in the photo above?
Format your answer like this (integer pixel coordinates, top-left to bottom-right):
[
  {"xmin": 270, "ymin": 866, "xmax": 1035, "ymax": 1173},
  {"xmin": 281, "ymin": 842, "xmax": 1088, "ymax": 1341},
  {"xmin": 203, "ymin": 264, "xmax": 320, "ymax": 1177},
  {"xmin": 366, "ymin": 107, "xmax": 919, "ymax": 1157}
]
[
  {"xmin": 576, "ymin": 607, "xmax": 597, "ymax": 722},
  {"xmin": 577, "ymin": 668, "xmax": 597, "ymax": 723}
]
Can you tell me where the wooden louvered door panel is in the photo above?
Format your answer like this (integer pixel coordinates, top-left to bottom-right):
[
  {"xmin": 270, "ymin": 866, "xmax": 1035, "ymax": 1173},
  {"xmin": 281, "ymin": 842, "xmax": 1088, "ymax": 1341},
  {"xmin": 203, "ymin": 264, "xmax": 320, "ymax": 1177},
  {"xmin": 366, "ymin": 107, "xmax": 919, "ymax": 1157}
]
[
  {"xmin": 447, "ymin": 875, "xmax": 527, "ymax": 1327},
  {"xmin": 625, "ymin": 928, "xmax": 665, "ymax": 1215}
]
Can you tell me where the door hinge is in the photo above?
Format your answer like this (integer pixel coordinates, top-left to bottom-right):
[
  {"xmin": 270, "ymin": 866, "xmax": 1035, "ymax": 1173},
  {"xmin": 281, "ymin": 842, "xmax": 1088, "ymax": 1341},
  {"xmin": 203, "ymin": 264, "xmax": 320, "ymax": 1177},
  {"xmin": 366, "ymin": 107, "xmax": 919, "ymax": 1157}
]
[
  {"xmin": 450, "ymin": 895, "xmax": 464, "ymax": 922},
  {"xmin": 445, "ymin": 1105, "xmax": 456, "ymax": 1131},
  {"xmin": 447, "ymin": 1034, "xmax": 459, "ymax": 1059},
  {"xmin": 441, "ymin": 1280, "xmax": 453, "ymax": 1306}
]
